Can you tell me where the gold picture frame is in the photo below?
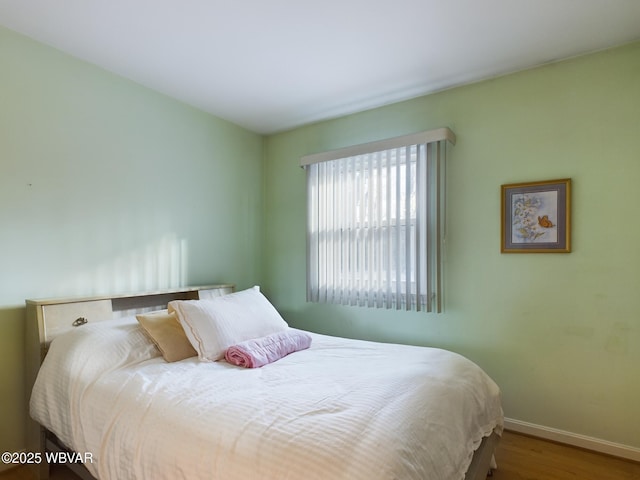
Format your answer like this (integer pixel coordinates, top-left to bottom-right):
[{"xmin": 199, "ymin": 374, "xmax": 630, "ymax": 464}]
[{"xmin": 501, "ymin": 178, "xmax": 571, "ymax": 253}]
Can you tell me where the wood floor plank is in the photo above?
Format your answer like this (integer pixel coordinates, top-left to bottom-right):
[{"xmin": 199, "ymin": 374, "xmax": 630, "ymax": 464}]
[
  {"xmin": 0, "ymin": 464, "xmax": 75, "ymax": 480},
  {"xmin": 492, "ymin": 430, "xmax": 640, "ymax": 480}
]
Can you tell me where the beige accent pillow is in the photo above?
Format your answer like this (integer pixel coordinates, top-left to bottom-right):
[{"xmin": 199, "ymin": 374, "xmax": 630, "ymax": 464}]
[{"xmin": 136, "ymin": 310, "xmax": 197, "ymax": 362}]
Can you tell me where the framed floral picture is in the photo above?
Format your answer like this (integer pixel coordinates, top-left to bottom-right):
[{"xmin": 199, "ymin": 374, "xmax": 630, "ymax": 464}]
[{"xmin": 501, "ymin": 178, "xmax": 571, "ymax": 253}]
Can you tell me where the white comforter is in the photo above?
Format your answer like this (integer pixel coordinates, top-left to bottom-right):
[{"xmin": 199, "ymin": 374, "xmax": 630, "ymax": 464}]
[{"xmin": 31, "ymin": 317, "xmax": 503, "ymax": 480}]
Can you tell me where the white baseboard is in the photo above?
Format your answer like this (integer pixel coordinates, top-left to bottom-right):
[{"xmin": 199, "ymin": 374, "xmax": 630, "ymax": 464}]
[{"xmin": 504, "ymin": 418, "xmax": 640, "ymax": 462}]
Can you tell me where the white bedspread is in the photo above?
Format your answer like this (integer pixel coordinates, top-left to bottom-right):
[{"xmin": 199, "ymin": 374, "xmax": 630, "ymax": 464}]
[{"xmin": 30, "ymin": 317, "xmax": 503, "ymax": 480}]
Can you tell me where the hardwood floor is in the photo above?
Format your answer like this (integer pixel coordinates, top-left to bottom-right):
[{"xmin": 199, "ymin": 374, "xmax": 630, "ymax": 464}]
[
  {"xmin": 0, "ymin": 463, "xmax": 78, "ymax": 480},
  {"xmin": 492, "ymin": 431, "xmax": 640, "ymax": 480},
  {"xmin": 2, "ymin": 431, "xmax": 639, "ymax": 479}
]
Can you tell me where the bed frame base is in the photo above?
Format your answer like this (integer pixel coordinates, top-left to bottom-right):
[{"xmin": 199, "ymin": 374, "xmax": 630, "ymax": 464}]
[
  {"xmin": 45, "ymin": 433, "xmax": 96, "ymax": 480},
  {"xmin": 465, "ymin": 431, "xmax": 500, "ymax": 480}
]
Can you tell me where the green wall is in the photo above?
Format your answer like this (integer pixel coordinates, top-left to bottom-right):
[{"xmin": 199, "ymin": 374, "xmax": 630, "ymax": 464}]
[
  {"xmin": 0, "ymin": 26, "xmax": 264, "ymax": 455},
  {"xmin": 264, "ymin": 42, "xmax": 640, "ymax": 448}
]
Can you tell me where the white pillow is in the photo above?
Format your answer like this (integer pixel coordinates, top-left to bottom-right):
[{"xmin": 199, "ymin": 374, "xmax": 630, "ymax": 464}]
[{"xmin": 168, "ymin": 286, "xmax": 289, "ymax": 361}]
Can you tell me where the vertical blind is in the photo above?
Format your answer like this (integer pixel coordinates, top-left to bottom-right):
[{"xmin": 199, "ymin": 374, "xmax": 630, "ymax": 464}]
[{"xmin": 301, "ymin": 128, "xmax": 455, "ymax": 313}]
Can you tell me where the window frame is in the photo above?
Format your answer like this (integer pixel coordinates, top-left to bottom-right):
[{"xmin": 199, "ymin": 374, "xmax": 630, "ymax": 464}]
[{"xmin": 301, "ymin": 128, "xmax": 455, "ymax": 313}]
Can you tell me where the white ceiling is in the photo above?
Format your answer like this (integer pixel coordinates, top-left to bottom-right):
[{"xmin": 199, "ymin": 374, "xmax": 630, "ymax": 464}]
[{"xmin": 1, "ymin": 1, "xmax": 639, "ymax": 134}]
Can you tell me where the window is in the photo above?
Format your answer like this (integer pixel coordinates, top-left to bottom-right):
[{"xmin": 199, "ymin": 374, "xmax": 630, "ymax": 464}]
[{"xmin": 301, "ymin": 128, "xmax": 455, "ymax": 313}]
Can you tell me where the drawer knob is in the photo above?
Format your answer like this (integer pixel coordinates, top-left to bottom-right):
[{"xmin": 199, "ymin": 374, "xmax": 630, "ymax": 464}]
[{"xmin": 72, "ymin": 317, "xmax": 88, "ymax": 327}]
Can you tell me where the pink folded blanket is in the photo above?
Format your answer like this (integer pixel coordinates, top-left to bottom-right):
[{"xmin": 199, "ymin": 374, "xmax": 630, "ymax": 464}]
[{"xmin": 224, "ymin": 329, "xmax": 312, "ymax": 368}]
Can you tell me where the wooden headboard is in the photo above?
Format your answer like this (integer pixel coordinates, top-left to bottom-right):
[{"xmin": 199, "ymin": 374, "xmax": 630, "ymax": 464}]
[
  {"xmin": 26, "ymin": 284, "xmax": 234, "ymax": 362},
  {"xmin": 24, "ymin": 284, "xmax": 234, "ymax": 480}
]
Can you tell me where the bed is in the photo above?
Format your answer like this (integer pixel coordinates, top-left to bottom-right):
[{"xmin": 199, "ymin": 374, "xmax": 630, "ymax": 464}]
[{"xmin": 25, "ymin": 285, "xmax": 503, "ymax": 480}]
